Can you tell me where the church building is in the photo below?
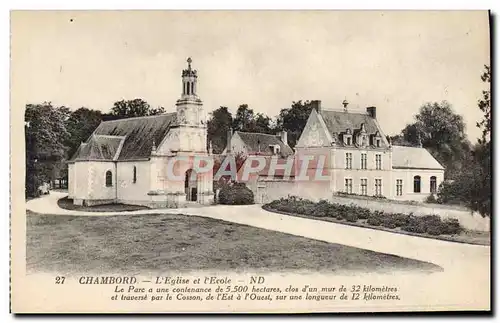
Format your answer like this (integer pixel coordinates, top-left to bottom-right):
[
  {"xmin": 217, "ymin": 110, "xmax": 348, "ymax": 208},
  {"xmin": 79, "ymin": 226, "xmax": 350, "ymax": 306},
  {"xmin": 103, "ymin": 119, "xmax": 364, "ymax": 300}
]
[{"xmin": 67, "ymin": 58, "xmax": 214, "ymax": 207}]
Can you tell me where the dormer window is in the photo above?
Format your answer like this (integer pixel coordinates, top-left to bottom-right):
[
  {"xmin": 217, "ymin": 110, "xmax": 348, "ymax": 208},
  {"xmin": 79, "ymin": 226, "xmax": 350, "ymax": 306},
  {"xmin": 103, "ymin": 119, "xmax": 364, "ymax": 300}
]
[
  {"xmin": 358, "ymin": 134, "xmax": 368, "ymax": 147},
  {"xmin": 270, "ymin": 144, "xmax": 280, "ymax": 155},
  {"xmin": 344, "ymin": 129, "xmax": 352, "ymax": 146},
  {"xmin": 372, "ymin": 131, "xmax": 382, "ymax": 148}
]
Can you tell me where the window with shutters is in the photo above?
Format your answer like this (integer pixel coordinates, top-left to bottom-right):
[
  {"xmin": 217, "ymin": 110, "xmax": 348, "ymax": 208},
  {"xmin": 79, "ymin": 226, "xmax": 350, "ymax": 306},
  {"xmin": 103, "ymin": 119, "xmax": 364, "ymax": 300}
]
[
  {"xmin": 360, "ymin": 178, "xmax": 368, "ymax": 195},
  {"xmin": 344, "ymin": 178, "xmax": 353, "ymax": 194},
  {"xmin": 375, "ymin": 154, "xmax": 382, "ymax": 170},
  {"xmin": 375, "ymin": 178, "xmax": 382, "ymax": 196},
  {"xmin": 361, "ymin": 153, "xmax": 367, "ymax": 169},
  {"xmin": 396, "ymin": 179, "xmax": 403, "ymax": 196},
  {"xmin": 345, "ymin": 153, "xmax": 352, "ymax": 169}
]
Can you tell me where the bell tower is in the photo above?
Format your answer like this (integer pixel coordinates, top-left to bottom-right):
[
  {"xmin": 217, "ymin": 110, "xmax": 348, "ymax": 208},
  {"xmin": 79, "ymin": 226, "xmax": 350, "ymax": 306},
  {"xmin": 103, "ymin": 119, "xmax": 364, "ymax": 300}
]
[{"xmin": 176, "ymin": 57, "xmax": 204, "ymax": 126}]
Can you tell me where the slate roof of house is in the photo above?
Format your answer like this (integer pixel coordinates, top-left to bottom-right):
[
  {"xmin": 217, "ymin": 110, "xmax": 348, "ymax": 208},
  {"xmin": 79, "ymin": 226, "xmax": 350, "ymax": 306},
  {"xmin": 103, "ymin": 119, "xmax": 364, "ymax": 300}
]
[
  {"xmin": 392, "ymin": 146, "xmax": 444, "ymax": 170},
  {"xmin": 69, "ymin": 113, "xmax": 177, "ymax": 161},
  {"xmin": 236, "ymin": 131, "xmax": 294, "ymax": 157},
  {"xmin": 71, "ymin": 135, "xmax": 125, "ymax": 161},
  {"xmin": 319, "ymin": 110, "xmax": 388, "ymax": 148}
]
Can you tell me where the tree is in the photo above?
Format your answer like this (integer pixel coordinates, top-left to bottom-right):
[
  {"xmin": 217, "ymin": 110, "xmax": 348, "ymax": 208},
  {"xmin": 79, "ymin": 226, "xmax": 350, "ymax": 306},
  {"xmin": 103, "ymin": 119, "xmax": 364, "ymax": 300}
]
[
  {"xmin": 253, "ymin": 113, "xmax": 273, "ymax": 134},
  {"xmin": 65, "ymin": 107, "xmax": 103, "ymax": 158},
  {"xmin": 107, "ymin": 98, "xmax": 165, "ymax": 120},
  {"xmin": 468, "ymin": 65, "xmax": 491, "ymax": 216},
  {"xmin": 25, "ymin": 102, "xmax": 70, "ymax": 197},
  {"xmin": 400, "ymin": 101, "xmax": 471, "ymax": 179},
  {"xmin": 207, "ymin": 106, "xmax": 233, "ymax": 154},
  {"xmin": 477, "ymin": 65, "xmax": 491, "ymax": 143},
  {"xmin": 232, "ymin": 104, "xmax": 255, "ymax": 132},
  {"xmin": 276, "ymin": 100, "xmax": 314, "ymax": 148},
  {"xmin": 387, "ymin": 134, "xmax": 412, "ymax": 147},
  {"xmin": 436, "ymin": 65, "xmax": 491, "ymax": 217},
  {"xmin": 231, "ymin": 104, "xmax": 273, "ymax": 134}
]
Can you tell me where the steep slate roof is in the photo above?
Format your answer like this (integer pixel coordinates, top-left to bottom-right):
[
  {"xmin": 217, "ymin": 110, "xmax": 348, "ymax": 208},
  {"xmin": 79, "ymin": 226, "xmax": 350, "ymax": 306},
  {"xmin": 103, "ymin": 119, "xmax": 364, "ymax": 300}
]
[
  {"xmin": 392, "ymin": 146, "xmax": 444, "ymax": 170},
  {"xmin": 236, "ymin": 131, "xmax": 294, "ymax": 157},
  {"xmin": 71, "ymin": 135, "xmax": 125, "ymax": 161},
  {"xmin": 319, "ymin": 110, "xmax": 388, "ymax": 148},
  {"xmin": 70, "ymin": 113, "xmax": 177, "ymax": 161}
]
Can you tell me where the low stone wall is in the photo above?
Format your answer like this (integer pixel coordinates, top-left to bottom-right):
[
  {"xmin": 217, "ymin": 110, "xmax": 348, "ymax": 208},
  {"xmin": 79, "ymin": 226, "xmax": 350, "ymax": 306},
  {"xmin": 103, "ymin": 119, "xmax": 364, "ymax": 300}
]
[{"xmin": 329, "ymin": 195, "xmax": 490, "ymax": 232}]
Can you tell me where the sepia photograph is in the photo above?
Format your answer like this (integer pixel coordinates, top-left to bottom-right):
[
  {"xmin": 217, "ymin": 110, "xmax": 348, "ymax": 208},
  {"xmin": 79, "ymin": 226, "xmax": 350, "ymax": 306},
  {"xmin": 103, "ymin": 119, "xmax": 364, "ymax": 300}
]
[{"xmin": 10, "ymin": 10, "xmax": 491, "ymax": 313}]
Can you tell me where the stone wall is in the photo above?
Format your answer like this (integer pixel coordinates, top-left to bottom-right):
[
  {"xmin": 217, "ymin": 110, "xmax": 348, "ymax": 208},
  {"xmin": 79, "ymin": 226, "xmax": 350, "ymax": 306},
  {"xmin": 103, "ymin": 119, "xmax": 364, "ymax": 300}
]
[
  {"xmin": 329, "ymin": 195, "xmax": 490, "ymax": 232},
  {"xmin": 256, "ymin": 180, "xmax": 298, "ymax": 204},
  {"xmin": 116, "ymin": 161, "xmax": 151, "ymax": 202}
]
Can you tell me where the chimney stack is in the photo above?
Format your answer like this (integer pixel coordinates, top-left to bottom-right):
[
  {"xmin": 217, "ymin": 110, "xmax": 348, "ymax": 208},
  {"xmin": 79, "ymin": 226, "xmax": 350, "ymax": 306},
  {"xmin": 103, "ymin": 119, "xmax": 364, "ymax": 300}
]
[
  {"xmin": 311, "ymin": 100, "xmax": 322, "ymax": 113},
  {"xmin": 342, "ymin": 99, "xmax": 349, "ymax": 112},
  {"xmin": 280, "ymin": 131, "xmax": 288, "ymax": 146},
  {"xmin": 226, "ymin": 128, "xmax": 233, "ymax": 153},
  {"xmin": 366, "ymin": 106, "xmax": 377, "ymax": 119}
]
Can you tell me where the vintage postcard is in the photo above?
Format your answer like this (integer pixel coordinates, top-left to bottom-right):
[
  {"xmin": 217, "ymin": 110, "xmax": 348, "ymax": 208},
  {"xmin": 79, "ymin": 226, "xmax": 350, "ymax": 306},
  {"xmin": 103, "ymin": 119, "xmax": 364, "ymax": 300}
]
[{"xmin": 10, "ymin": 10, "xmax": 491, "ymax": 313}]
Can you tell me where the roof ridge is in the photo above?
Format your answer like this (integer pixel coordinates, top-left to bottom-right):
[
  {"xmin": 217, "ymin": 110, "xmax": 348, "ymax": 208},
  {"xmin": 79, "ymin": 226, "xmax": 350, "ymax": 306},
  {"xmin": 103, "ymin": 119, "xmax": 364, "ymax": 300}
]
[
  {"xmin": 320, "ymin": 109, "xmax": 369, "ymax": 116},
  {"xmin": 94, "ymin": 134, "xmax": 127, "ymax": 139},
  {"xmin": 101, "ymin": 112, "xmax": 176, "ymax": 124},
  {"xmin": 237, "ymin": 131, "xmax": 279, "ymax": 137},
  {"xmin": 393, "ymin": 145, "xmax": 427, "ymax": 149}
]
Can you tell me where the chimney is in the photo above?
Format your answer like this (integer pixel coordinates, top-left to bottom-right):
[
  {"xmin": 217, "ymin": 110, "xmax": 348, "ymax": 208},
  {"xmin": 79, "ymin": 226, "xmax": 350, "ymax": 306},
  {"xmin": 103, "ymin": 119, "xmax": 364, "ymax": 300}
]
[
  {"xmin": 276, "ymin": 130, "xmax": 288, "ymax": 146},
  {"xmin": 366, "ymin": 106, "xmax": 377, "ymax": 119},
  {"xmin": 280, "ymin": 131, "xmax": 288, "ymax": 146},
  {"xmin": 342, "ymin": 99, "xmax": 349, "ymax": 112},
  {"xmin": 226, "ymin": 128, "xmax": 233, "ymax": 153},
  {"xmin": 311, "ymin": 100, "xmax": 322, "ymax": 113}
]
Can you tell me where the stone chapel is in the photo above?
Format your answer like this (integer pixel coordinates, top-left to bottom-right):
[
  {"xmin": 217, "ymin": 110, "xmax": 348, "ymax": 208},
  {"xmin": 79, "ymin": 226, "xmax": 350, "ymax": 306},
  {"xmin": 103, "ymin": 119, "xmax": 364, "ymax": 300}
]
[{"xmin": 67, "ymin": 58, "xmax": 214, "ymax": 207}]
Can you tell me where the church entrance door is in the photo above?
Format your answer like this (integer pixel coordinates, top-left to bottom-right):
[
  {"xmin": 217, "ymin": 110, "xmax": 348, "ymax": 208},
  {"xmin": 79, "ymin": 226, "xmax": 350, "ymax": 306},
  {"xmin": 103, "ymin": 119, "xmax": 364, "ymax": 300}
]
[{"xmin": 185, "ymin": 169, "xmax": 198, "ymax": 202}]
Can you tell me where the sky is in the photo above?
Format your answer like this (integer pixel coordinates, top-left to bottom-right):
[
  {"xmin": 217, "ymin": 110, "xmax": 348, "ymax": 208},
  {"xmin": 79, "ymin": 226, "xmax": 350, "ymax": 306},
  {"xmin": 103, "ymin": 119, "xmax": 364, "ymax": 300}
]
[{"xmin": 11, "ymin": 10, "xmax": 490, "ymax": 140}]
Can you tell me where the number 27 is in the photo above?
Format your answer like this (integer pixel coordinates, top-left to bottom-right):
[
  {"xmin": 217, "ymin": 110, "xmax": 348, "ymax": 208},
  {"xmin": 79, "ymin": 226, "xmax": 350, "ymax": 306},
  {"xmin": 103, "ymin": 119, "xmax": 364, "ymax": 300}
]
[{"xmin": 55, "ymin": 276, "xmax": 65, "ymax": 284}]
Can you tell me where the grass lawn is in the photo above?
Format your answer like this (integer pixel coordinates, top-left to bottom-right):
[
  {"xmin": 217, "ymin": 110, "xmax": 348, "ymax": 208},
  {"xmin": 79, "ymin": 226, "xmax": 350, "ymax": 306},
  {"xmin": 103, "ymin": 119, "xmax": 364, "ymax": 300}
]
[
  {"xmin": 26, "ymin": 210, "xmax": 441, "ymax": 275},
  {"xmin": 57, "ymin": 197, "xmax": 150, "ymax": 212},
  {"xmin": 264, "ymin": 206, "xmax": 490, "ymax": 246}
]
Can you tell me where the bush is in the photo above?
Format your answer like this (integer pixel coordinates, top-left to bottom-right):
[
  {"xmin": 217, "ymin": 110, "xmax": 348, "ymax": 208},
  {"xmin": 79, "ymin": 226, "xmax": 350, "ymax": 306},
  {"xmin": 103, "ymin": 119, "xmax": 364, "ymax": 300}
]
[
  {"xmin": 442, "ymin": 218, "xmax": 462, "ymax": 235},
  {"xmin": 425, "ymin": 194, "xmax": 438, "ymax": 204},
  {"xmin": 402, "ymin": 222, "xmax": 426, "ymax": 234},
  {"xmin": 344, "ymin": 212, "xmax": 358, "ymax": 222},
  {"xmin": 218, "ymin": 182, "xmax": 254, "ymax": 205},
  {"xmin": 367, "ymin": 216, "xmax": 382, "ymax": 226},
  {"xmin": 312, "ymin": 200, "xmax": 331, "ymax": 217},
  {"xmin": 436, "ymin": 181, "xmax": 464, "ymax": 205},
  {"xmin": 264, "ymin": 197, "xmax": 463, "ymax": 236},
  {"xmin": 357, "ymin": 207, "xmax": 371, "ymax": 220}
]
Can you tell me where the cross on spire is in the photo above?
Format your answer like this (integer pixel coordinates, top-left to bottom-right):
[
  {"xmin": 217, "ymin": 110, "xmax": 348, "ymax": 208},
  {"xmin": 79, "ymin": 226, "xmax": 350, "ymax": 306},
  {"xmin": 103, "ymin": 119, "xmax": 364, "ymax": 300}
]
[{"xmin": 187, "ymin": 57, "xmax": 192, "ymax": 70}]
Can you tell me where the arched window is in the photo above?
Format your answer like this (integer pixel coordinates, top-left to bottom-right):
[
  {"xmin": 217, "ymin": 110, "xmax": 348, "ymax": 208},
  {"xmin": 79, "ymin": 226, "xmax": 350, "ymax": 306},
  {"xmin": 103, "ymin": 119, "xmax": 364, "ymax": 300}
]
[
  {"xmin": 105, "ymin": 170, "xmax": 113, "ymax": 187},
  {"xmin": 430, "ymin": 176, "xmax": 437, "ymax": 194},
  {"xmin": 413, "ymin": 175, "xmax": 421, "ymax": 193},
  {"xmin": 190, "ymin": 82, "xmax": 194, "ymax": 95},
  {"xmin": 133, "ymin": 166, "xmax": 137, "ymax": 184}
]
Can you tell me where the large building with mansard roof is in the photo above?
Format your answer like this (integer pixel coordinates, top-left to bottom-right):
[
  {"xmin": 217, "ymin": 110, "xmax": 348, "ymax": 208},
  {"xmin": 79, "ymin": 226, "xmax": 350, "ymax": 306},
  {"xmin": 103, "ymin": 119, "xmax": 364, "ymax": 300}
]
[
  {"xmin": 291, "ymin": 100, "xmax": 444, "ymax": 202},
  {"xmin": 221, "ymin": 99, "xmax": 444, "ymax": 204},
  {"xmin": 67, "ymin": 58, "xmax": 214, "ymax": 207}
]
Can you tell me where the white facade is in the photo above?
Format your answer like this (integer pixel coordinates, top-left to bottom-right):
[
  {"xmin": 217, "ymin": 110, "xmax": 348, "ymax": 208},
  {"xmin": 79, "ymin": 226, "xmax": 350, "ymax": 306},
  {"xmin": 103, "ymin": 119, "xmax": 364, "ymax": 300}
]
[
  {"xmin": 293, "ymin": 102, "xmax": 445, "ymax": 202},
  {"xmin": 233, "ymin": 101, "xmax": 445, "ymax": 204},
  {"xmin": 68, "ymin": 58, "xmax": 214, "ymax": 208}
]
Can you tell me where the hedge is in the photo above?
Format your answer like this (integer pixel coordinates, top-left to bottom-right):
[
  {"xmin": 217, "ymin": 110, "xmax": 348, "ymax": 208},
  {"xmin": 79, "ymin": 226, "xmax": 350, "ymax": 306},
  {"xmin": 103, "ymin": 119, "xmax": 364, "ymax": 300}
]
[
  {"xmin": 218, "ymin": 182, "xmax": 254, "ymax": 205},
  {"xmin": 265, "ymin": 196, "xmax": 462, "ymax": 236}
]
